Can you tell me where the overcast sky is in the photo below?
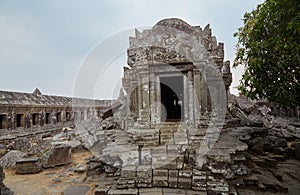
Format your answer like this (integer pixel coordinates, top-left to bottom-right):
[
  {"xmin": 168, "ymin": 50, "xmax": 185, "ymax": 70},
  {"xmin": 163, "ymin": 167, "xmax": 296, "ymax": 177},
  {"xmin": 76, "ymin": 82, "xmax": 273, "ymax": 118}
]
[{"xmin": 0, "ymin": 0, "xmax": 263, "ymax": 99}]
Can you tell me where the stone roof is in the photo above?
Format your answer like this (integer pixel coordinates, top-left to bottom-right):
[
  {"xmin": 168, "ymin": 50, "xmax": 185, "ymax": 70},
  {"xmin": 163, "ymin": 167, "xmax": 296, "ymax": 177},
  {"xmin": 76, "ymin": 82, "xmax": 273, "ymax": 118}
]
[
  {"xmin": 0, "ymin": 89, "xmax": 112, "ymax": 107},
  {"xmin": 154, "ymin": 18, "xmax": 196, "ymax": 34},
  {"xmin": 128, "ymin": 18, "xmax": 224, "ymax": 66}
]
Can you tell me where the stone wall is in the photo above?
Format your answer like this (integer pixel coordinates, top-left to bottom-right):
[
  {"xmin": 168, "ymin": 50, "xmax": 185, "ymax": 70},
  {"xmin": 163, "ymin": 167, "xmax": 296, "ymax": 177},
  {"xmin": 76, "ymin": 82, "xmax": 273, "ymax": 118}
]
[
  {"xmin": 121, "ymin": 18, "xmax": 232, "ymax": 129},
  {"xmin": 0, "ymin": 88, "xmax": 112, "ymax": 131}
]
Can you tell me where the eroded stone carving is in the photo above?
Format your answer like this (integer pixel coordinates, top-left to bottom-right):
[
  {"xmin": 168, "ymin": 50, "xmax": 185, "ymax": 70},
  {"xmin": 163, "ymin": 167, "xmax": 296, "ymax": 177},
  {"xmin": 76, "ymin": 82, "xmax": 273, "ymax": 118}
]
[{"xmin": 122, "ymin": 18, "xmax": 232, "ymax": 129}]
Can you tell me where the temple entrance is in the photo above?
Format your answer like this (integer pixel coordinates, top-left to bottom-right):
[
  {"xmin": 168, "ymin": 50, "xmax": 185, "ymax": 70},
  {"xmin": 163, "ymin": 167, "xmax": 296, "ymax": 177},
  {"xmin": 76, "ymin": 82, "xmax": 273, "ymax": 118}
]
[
  {"xmin": 160, "ymin": 76, "xmax": 184, "ymax": 121},
  {"xmin": 16, "ymin": 114, "xmax": 25, "ymax": 127}
]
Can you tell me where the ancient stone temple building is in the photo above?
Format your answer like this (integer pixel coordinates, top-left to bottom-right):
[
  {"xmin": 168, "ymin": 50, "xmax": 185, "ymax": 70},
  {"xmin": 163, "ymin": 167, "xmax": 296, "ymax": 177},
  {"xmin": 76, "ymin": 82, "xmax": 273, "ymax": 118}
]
[
  {"xmin": 0, "ymin": 88, "xmax": 111, "ymax": 131},
  {"xmin": 122, "ymin": 18, "xmax": 232, "ymax": 129}
]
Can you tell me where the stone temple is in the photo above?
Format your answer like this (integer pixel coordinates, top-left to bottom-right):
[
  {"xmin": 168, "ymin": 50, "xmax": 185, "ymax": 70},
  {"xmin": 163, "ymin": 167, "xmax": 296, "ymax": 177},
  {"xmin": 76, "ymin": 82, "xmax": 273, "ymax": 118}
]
[
  {"xmin": 121, "ymin": 18, "xmax": 232, "ymax": 129},
  {"xmin": 0, "ymin": 18, "xmax": 300, "ymax": 195}
]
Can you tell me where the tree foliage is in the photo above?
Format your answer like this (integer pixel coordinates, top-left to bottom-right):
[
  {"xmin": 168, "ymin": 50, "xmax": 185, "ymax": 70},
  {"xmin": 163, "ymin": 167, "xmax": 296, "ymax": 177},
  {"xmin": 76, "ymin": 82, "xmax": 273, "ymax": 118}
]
[{"xmin": 234, "ymin": 0, "xmax": 300, "ymax": 107}]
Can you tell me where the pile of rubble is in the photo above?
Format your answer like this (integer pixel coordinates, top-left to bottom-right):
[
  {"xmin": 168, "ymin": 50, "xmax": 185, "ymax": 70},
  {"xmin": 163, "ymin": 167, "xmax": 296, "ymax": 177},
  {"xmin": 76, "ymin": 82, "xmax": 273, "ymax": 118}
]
[
  {"xmin": 0, "ymin": 128, "xmax": 80, "ymax": 175},
  {"xmin": 0, "ymin": 94, "xmax": 299, "ymax": 194},
  {"xmin": 77, "ymin": 95, "xmax": 300, "ymax": 194}
]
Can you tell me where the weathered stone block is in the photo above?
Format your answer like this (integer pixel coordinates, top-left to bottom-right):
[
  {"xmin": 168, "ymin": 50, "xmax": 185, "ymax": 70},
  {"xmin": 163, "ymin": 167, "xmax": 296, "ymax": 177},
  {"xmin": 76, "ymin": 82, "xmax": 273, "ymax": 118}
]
[
  {"xmin": 108, "ymin": 189, "xmax": 138, "ymax": 195},
  {"xmin": 0, "ymin": 150, "xmax": 27, "ymax": 168},
  {"xmin": 178, "ymin": 178, "xmax": 192, "ymax": 189},
  {"xmin": 176, "ymin": 156, "xmax": 184, "ymax": 169},
  {"xmin": 163, "ymin": 188, "xmax": 186, "ymax": 195},
  {"xmin": 159, "ymin": 160, "xmax": 177, "ymax": 170},
  {"xmin": 136, "ymin": 165, "xmax": 152, "ymax": 178},
  {"xmin": 136, "ymin": 165, "xmax": 152, "ymax": 188},
  {"xmin": 207, "ymin": 176, "xmax": 229, "ymax": 192},
  {"xmin": 168, "ymin": 169, "xmax": 179, "ymax": 188},
  {"xmin": 179, "ymin": 170, "xmax": 192, "ymax": 178},
  {"xmin": 95, "ymin": 186, "xmax": 110, "ymax": 195},
  {"xmin": 139, "ymin": 188, "xmax": 163, "ymax": 195},
  {"xmin": 152, "ymin": 176, "xmax": 168, "ymax": 187},
  {"xmin": 117, "ymin": 179, "xmax": 136, "ymax": 189},
  {"xmin": 243, "ymin": 175, "xmax": 259, "ymax": 186},
  {"xmin": 186, "ymin": 190, "xmax": 207, "ymax": 195},
  {"xmin": 167, "ymin": 144, "xmax": 181, "ymax": 155},
  {"xmin": 43, "ymin": 143, "xmax": 72, "ymax": 168},
  {"xmin": 151, "ymin": 147, "xmax": 167, "ymax": 155},
  {"xmin": 153, "ymin": 169, "xmax": 168, "ymax": 177},
  {"xmin": 121, "ymin": 166, "xmax": 137, "ymax": 178},
  {"xmin": 168, "ymin": 177, "xmax": 178, "ymax": 188},
  {"xmin": 136, "ymin": 178, "xmax": 152, "ymax": 188},
  {"xmin": 74, "ymin": 164, "xmax": 88, "ymax": 173},
  {"xmin": 169, "ymin": 169, "xmax": 178, "ymax": 177},
  {"xmin": 192, "ymin": 170, "xmax": 206, "ymax": 191},
  {"xmin": 16, "ymin": 157, "xmax": 42, "ymax": 174}
]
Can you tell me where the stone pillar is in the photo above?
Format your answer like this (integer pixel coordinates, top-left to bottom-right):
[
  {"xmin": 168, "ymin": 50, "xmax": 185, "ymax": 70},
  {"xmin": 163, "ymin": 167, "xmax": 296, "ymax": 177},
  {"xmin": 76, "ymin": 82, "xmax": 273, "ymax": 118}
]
[
  {"xmin": 200, "ymin": 77, "xmax": 207, "ymax": 114},
  {"xmin": 149, "ymin": 73, "xmax": 156, "ymax": 126},
  {"xmin": 140, "ymin": 72, "xmax": 150, "ymax": 128},
  {"xmin": 11, "ymin": 111, "xmax": 16, "ymax": 130},
  {"xmin": 138, "ymin": 74, "xmax": 143, "ymax": 114},
  {"xmin": 187, "ymin": 71, "xmax": 194, "ymax": 127},
  {"xmin": 155, "ymin": 76, "xmax": 161, "ymax": 124},
  {"xmin": 183, "ymin": 74, "xmax": 189, "ymax": 122},
  {"xmin": 193, "ymin": 69, "xmax": 201, "ymax": 123}
]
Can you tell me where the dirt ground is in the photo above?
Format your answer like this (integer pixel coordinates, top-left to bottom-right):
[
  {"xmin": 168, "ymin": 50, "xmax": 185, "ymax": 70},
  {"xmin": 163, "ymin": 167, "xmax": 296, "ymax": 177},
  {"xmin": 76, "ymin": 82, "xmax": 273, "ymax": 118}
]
[{"xmin": 3, "ymin": 149, "xmax": 97, "ymax": 195}]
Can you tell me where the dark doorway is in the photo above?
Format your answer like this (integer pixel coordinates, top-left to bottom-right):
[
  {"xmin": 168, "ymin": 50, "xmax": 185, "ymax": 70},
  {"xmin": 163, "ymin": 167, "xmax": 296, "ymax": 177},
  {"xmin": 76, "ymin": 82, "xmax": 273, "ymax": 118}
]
[
  {"xmin": 56, "ymin": 112, "xmax": 61, "ymax": 123},
  {"xmin": 16, "ymin": 114, "xmax": 25, "ymax": 127},
  {"xmin": 160, "ymin": 76, "xmax": 184, "ymax": 121},
  {"xmin": 0, "ymin": 114, "xmax": 6, "ymax": 129},
  {"xmin": 45, "ymin": 113, "xmax": 51, "ymax": 124}
]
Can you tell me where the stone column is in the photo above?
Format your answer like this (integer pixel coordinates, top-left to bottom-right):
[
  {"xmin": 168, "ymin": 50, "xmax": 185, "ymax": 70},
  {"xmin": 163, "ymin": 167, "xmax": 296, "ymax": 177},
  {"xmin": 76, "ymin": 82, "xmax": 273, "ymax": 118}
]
[
  {"xmin": 155, "ymin": 75, "xmax": 161, "ymax": 124},
  {"xmin": 187, "ymin": 71, "xmax": 195, "ymax": 127},
  {"xmin": 149, "ymin": 72, "xmax": 156, "ymax": 126},
  {"xmin": 141, "ymin": 72, "xmax": 150, "ymax": 128},
  {"xmin": 193, "ymin": 69, "xmax": 201, "ymax": 124},
  {"xmin": 183, "ymin": 74, "xmax": 189, "ymax": 122},
  {"xmin": 138, "ymin": 74, "xmax": 143, "ymax": 112}
]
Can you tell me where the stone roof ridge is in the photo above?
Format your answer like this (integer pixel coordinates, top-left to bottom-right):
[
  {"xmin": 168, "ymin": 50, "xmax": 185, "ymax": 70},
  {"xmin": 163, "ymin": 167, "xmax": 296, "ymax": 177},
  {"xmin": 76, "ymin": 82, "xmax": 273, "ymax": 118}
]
[
  {"xmin": 32, "ymin": 88, "xmax": 42, "ymax": 96},
  {"xmin": 0, "ymin": 89, "xmax": 113, "ymax": 106},
  {"xmin": 128, "ymin": 18, "xmax": 218, "ymax": 51},
  {"xmin": 155, "ymin": 18, "xmax": 193, "ymax": 29}
]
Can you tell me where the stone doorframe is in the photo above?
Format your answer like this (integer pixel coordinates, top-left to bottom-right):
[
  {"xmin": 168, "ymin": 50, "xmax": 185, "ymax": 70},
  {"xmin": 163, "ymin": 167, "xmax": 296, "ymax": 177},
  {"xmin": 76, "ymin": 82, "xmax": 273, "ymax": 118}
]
[{"xmin": 147, "ymin": 65, "xmax": 197, "ymax": 128}]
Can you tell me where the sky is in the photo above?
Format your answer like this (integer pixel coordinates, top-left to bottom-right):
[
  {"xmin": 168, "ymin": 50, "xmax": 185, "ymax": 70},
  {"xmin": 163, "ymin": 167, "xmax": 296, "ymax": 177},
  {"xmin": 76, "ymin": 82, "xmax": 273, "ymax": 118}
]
[{"xmin": 0, "ymin": 0, "xmax": 264, "ymax": 99}]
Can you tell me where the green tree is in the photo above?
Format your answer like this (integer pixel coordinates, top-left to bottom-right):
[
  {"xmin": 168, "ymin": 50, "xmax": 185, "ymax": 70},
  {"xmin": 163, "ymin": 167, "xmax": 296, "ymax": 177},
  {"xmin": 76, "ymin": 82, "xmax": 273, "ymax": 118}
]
[{"xmin": 234, "ymin": 0, "xmax": 300, "ymax": 107}]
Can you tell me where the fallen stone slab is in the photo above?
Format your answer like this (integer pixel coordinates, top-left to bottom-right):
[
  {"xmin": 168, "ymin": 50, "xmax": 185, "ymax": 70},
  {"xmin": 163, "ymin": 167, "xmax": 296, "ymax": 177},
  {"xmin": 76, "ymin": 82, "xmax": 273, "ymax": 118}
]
[
  {"xmin": 16, "ymin": 157, "xmax": 42, "ymax": 174},
  {"xmin": 42, "ymin": 143, "xmax": 72, "ymax": 168},
  {"xmin": 152, "ymin": 176, "xmax": 168, "ymax": 187},
  {"xmin": 53, "ymin": 140, "xmax": 82, "ymax": 151},
  {"xmin": 163, "ymin": 188, "xmax": 186, "ymax": 195},
  {"xmin": 186, "ymin": 190, "xmax": 207, "ymax": 195},
  {"xmin": 108, "ymin": 188, "xmax": 138, "ymax": 195},
  {"xmin": 74, "ymin": 164, "xmax": 88, "ymax": 173},
  {"xmin": 236, "ymin": 189, "xmax": 256, "ymax": 195},
  {"xmin": 256, "ymin": 173, "xmax": 288, "ymax": 193},
  {"xmin": 243, "ymin": 175, "xmax": 259, "ymax": 186},
  {"xmin": 139, "ymin": 188, "xmax": 163, "ymax": 195},
  {"xmin": 95, "ymin": 186, "xmax": 110, "ymax": 195},
  {"xmin": 0, "ymin": 150, "xmax": 27, "ymax": 168},
  {"xmin": 63, "ymin": 185, "xmax": 90, "ymax": 195}
]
